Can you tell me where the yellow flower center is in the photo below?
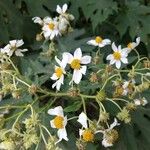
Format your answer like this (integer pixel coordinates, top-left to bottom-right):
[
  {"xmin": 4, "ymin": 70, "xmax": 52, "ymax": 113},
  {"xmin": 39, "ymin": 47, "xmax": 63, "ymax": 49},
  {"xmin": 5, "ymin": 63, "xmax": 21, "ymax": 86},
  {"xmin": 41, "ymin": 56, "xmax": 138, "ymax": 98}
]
[
  {"xmin": 55, "ymin": 67, "xmax": 63, "ymax": 78},
  {"xmin": 48, "ymin": 23, "xmax": 55, "ymax": 30},
  {"xmin": 82, "ymin": 129, "xmax": 94, "ymax": 142},
  {"xmin": 127, "ymin": 43, "xmax": 132, "ymax": 49},
  {"xmin": 53, "ymin": 116, "xmax": 64, "ymax": 129},
  {"xmin": 113, "ymin": 52, "xmax": 121, "ymax": 60},
  {"xmin": 70, "ymin": 59, "xmax": 81, "ymax": 70},
  {"xmin": 95, "ymin": 36, "xmax": 103, "ymax": 44}
]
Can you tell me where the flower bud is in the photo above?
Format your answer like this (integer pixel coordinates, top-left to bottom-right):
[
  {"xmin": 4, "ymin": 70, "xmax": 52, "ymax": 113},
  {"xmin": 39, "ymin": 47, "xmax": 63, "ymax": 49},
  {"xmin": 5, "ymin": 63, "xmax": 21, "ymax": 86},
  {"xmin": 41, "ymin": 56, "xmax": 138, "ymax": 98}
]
[
  {"xmin": 96, "ymin": 90, "xmax": 106, "ymax": 102},
  {"xmin": 117, "ymin": 108, "xmax": 131, "ymax": 123},
  {"xmin": 28, "ymin": 84, "xmax": 38, "ymax": 95},
  {"xmin": 89, "ymin": 72, "xmax": 99, "ymax": 83},
  {"xmin": 36, "ymin": 33, "xmax": 43, "ymax": 41}
]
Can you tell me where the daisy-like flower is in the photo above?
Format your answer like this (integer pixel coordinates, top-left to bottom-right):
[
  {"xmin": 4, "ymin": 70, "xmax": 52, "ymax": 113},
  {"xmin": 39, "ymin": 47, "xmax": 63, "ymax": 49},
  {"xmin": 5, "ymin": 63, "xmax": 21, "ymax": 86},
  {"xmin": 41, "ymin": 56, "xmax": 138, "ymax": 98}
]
[
  {"xmin": 87, "ymin": 36, "xmax": 111, "ymax": 48},
  {"xmin": 51, "ymin": 53, "xmax": 68, "ymax": 91},
  {"xmin": 125, "ymin": 37, "xmax": 140, "ymax": 53},
  {"xmin": 96, "ymin": 118, "xmax": 120, "ymax": 147},
  {"xmin": 1, "ymin": 39, "xmax": 28, "ymax": 57},
  {"xmin": 106, "ymin": 42, "xmax": 128, "ymax": 69},
  {"xmin": 64, "ymin": 48, "xmax": 91, "ymax": 84},
  {"xmin": 134, "ymin": 97, "xmax": 148, "ymax": 106},
  {"xmin": 77, "ymin": 112, "xmax": 94, "ymax": 142},
  {"xmin": 48, "ymin": 106, "xmax": 68, "ymax": 144},
  {"xmin": 42, "ymin": 17, "xmax": 60, "ymax": 40}
]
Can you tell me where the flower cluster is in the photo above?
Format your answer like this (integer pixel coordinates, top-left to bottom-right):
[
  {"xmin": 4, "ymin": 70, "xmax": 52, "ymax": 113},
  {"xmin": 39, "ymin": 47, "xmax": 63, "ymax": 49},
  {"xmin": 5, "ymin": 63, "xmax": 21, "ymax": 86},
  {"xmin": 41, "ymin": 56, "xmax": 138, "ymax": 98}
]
[
  {"xmin": 51, "ymin": 48, "xmax": 91, "ymax": 90},
  {"xmin": 32, "ymin": 4, "xmax": 74, "ymax": 40},
  {"xmin": 48, "ymin": 106, "xmax": 120, "ymax": 148}
]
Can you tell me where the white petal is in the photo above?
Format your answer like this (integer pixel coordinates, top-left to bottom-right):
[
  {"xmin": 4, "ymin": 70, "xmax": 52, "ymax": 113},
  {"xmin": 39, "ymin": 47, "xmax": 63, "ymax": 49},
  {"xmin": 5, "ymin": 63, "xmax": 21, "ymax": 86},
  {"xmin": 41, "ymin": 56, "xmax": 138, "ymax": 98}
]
[
  {"xmin": 80, "ymin": 66, "xmax": 87, "ymax": 75},
  {"xmin": 50, "ymin": 120, "xmax": 56, "ymax": 128},
  {"xmin": 62, "ymin": 4, "xmax": 68, "ymax": 13},
  {"xmin": 7, "ymin": 50, "xmax": 13, "ymax": 57},
  {"xmin": 98, "ymin": 43, "xmax": 105, "ymax": 47},
  {"xmin": 73, "ymin": 70, "xmax": 82, "ymax": 84},
  {"xmin": 43, "ymin": 17, "xmax": 52, "ymax": 24},
  {"xmin": 47, "ymin": 106, "xmax": 64, "ymax": 117},
  {"xmin": 121, "ymin": 58, "xmax": 128, "ymax": 64},
  {"xmin": 112, "ymin": 42, "xmax": 117, "ymax": 51},
  {"xmin": 110, "ymin": 59, "xmax": 116, "ymax": 65},
  {"xmin": 102, "ymin": 138, "xmax": 113, "ymax": 147},
  {"xmin": 102, "ymin": 39, "xmax": 111, "ymax": 45},
  {"xmin": 87, "ymin": 40, "xmax": 98, "ymax": 46},
  {"xmin": 55, "ymin": 56, "xmax": 62, "ymax": 66},
  {"xmin": 9, "ymin": 40, "xmax": 17, "ymax": 47},
  {"xmin": 106, "ymin": 54, "xmax": 113, "ymax": 60},
  {"xmin": 77, "ymin": 112, "xmax": 88, "ymax": 128},
  {"xmin": 15, "ymin": 50, "xmax": 24, "ymax": 57},
  {"xmin": 20, "ymin": 49, "xmax": 28, "ymax": 52},
  {"xmin": 122, "ymin": 81, "xmax": 129, "ymax": 89},
  {"xmin": 56, "ymin": 5, "xmax": 62, "ymax": 14},
  {"xmin": 79, "ymin": 129, "xmax": 84, "ymax": 137},
  {"xmin": 62, "ymin": 53, "xmax": 69, "ymax": 68},
  {"xmin": 81, "ymin": 56, "xmax": 91, "ymax": 64},
  {"xmin": 134, "ymin": 99, "xmax": 141, "ymax": 106},
  {"xmin": 51, "ymin": 73, "xmax": 58, "ymax": 80},
  {"xmin": 63, "ymin": 52, "xmax": 73, "ymax": 64},
  {"xmin": 63, "ymin": 116, "xmax": 68, "ymax": 127},
  {"xmin": 16, "ymin": 39, "xmax": 24, "ymax": 47},
  {"xmin": 74, "ymin": 48, "xmax": 82, "ymax": 59},
  {"xmin": 56, "ymin": 80, "xmax": 62, "ymax": 91},
  {"xmin": 136, "ymin": 37, "xmax": 140, "ymax": 46},
  {"xmin": 57, "ymin": 128, "xmax": 68, "ymax": 143},
  {"xmin": 32, "ymin": 17, "xmax": 43, "ymax": 25},
  {"xmin": 115, "ymin": 61, "xmax": 121, "ymax": 69},
  {"xmin": 109, "ymin": 118, "xmax": 120, "ymax": 130}
]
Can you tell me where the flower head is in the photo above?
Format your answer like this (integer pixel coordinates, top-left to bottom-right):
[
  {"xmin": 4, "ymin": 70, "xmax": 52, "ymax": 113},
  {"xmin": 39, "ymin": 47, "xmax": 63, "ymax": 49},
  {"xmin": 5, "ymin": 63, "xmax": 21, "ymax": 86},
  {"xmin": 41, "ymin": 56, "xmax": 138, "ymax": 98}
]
[
  {"xmin": 48, "ymin": 106, "xmax": 68, "ymax": 144},
  {"xmin": 1, "ymin": 39, "xmax": 28, "ymax": 57},
  {"xmin": 64, "ymin": 48, "xmax": 91, "ymax": 84},
  {"xmin": 106, "ymin": 42, "xmax": 128, "ymax": 69},
  {"xmin": 96, "ymin": 118, "xmax": 120, "ymax": 147},
  {"xmin": 51, "ymin": 53, "xmax": 68, "ymax": 91},
  {"xmin": 134, "ymin": 97, "xmax": 148, "ymax": 106},
  {"xmin": 42, "ymin": 17, "xmax": 60, "ymax": 40},
  {"xmin": 87, "ymin": 36, "xmax": 111, "ymax": 48},
  {"xmin": 77, "ymin": 112, "xmax": 94, "ymax": 142},
  {"xmin": 126, "ymin": 37, "xmax": 140, "ymax": 53}
]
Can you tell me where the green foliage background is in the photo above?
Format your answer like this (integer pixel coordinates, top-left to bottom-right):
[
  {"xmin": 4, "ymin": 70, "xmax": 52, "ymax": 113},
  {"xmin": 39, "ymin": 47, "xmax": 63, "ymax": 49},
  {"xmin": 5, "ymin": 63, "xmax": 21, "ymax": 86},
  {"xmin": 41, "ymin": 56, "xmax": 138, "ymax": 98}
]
[{"xmin": 0, "ymin": 0, "xmax": 150, "ymax": 150}]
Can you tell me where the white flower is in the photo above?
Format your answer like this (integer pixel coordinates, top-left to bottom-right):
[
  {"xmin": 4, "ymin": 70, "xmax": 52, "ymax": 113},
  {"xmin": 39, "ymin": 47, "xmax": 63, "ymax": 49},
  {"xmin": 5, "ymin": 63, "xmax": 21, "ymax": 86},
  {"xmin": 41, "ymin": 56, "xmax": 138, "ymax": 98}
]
[
  {"xmin": 96, "ymin": 118, "xmax": 120, "ymax": 147},
  {"xmin": 125, "ymin": 37, "xmax": 140, "ymax": 53},
  {"xmin": 56, "ymin": 4, "xmax": 68, "ymax": 15},
  {"xmin": 134, "ymin": 97, "xmax": 148, "ymax": 106},
  {"xmin": 106, "ymin": 42, "xmax": 128, "ymax": 69},
  {"xmin": 1, "ymin": 39, "xmax": 28, "ymax": 57},
  {"xmin": 64, "ymin": 48, "xmax": 91, "ymax": 84},
  {"xmin": 77, "ymin": 112, "xmax": 94, "ymax": 142},
  {"xmin": 42, "ymin": 17, "xmax": 60, "ymax": 40},
  {"xmin": 87, "ymin": 36, "xmax": 111, "ymax": 48},
  {"xmin": 51, "ymin": 53, "xmax": 68, "ymax": 91},
  {"xmin": 32, "ymin": 17, "xmax": 43, "ymax": 25},
  {"xmin": 47, "ymin": 106, "xmax": 68, "ymax": 144}
]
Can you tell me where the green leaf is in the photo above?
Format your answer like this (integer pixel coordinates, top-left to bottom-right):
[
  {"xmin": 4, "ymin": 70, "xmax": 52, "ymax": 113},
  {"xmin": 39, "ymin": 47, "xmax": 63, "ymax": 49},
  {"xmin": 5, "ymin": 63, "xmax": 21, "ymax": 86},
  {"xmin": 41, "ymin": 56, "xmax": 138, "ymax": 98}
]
[{"xmin": 64, "ymin": 101, "xmax": 82, "ymax": 112}]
